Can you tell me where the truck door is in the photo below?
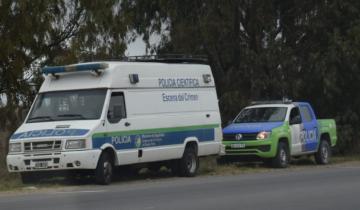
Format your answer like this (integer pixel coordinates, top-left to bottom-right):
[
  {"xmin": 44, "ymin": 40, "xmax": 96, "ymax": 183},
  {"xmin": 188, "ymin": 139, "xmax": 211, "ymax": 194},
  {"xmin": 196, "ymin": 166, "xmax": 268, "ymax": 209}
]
[
  {"xmin": 299, "ymin": 104, "xmax": 318, "ymax": 152},
  {"xmin": 289, "ymin": 107, "xmax": 303, "ymax": 155},
  {"xmin": 106, "ymin": 91, "xmax": 139, "ymax": 165}
]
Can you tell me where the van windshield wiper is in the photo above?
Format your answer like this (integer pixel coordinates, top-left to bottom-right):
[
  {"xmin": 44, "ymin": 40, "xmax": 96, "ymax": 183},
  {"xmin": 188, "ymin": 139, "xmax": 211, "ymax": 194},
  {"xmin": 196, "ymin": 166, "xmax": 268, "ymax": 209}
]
[
  {"xmin": 27, "ymin": 116, "xmax": 54, "ymax": 122},
  {"xmin": 57, "ymin": 114, "xmax": 86, "ymax": 119}
]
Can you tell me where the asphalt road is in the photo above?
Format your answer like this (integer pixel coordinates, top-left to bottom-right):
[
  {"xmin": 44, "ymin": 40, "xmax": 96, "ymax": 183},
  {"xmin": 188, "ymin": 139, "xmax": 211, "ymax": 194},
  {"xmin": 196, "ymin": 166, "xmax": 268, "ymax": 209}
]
[{"xmin": 0, "ymin": 165, "xmax": 360, "ymax": 210}]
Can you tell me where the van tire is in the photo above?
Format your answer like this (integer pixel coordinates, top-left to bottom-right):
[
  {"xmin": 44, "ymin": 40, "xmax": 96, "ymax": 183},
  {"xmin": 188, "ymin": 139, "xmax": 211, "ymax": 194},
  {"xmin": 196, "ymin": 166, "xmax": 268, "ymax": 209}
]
[
  {"xmin": 315, "ymin": 140, "xmax": 331, "ymax": 165},
  {"xmin": 178, "ymin": 146, "xmax": 199, "ymax": 177},
  {"xmin": 272, "ymin": 142, "xmax": 289, "ymax": 168},
  {"xmin": 95, "ymin": 152, "xmax": 114, "ymax": 185}
]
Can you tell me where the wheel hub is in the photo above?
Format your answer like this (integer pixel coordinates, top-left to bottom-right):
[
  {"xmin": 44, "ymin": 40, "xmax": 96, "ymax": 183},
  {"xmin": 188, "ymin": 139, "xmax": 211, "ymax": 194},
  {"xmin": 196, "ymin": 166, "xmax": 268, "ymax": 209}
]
[
  {"xmin": 322, "ymin": 145, "xmax": 329, "ymax": 162},
  {"xmin": 280, "ymin": 149, "xmax": 287, "ymax": 164},
  {"xmin": 186, "ymin": 154, "xmax": 196, "ymax": 173},
  {"xmin": 104, "ymin": 162, "xmax": 112, "ymax": 181}
]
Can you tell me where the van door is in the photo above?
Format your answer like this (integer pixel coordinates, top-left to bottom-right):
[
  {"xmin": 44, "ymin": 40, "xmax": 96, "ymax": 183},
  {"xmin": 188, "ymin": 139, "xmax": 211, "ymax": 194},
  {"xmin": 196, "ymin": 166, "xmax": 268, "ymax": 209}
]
[
  {"xmin": 299, "ymin": 104, "xmax": 318, "ymax": 152},
  {"xmin": 289, "ymin": 107, "xmax": 303, "ymax": 155},
  {"xmin": 106, "ymin": 91, "xmax": 138, "ymax": 165}
]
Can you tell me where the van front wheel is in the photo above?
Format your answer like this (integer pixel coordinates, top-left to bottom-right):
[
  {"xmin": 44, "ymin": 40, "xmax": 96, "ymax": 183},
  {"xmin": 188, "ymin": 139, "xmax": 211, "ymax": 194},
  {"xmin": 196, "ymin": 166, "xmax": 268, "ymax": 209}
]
[
  {"xmin": 95, "ymin": 152, "xmax": 113, "ymax": 185},
  {"xmin": 179, "ymin": 147, "xmax": 199, "ymax": 177}
]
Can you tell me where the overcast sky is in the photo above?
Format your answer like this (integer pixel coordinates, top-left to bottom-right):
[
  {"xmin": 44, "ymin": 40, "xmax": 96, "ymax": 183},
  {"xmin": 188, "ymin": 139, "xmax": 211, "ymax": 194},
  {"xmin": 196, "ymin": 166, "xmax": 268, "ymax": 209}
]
[
  {"xmin": 125, "ymin": 32, "xmax": 163, "ymax": 56},
  {"xmin": 125, "ymin": 37, "xmax": 147, "ymax": 56}
]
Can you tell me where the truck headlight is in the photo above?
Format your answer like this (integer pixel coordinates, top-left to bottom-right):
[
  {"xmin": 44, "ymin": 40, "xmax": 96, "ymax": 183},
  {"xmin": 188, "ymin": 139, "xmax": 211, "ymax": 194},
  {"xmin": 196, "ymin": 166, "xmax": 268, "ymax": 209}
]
[
  {"xmin": 9, "ymin": 143, "xmax": 21, "ymax": 153},
  {"xmin": 257, "ymin": 131, "xmax": 271, "ymax": 140},
  {"xmin": 65, "ymin": 139, "xmax": 86, "ymax": 149}
]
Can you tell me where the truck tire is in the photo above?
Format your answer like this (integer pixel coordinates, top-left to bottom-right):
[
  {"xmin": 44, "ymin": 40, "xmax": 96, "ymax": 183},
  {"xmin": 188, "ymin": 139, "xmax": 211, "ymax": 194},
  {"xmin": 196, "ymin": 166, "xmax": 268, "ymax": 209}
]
[
  {"xmin": 315, "ymin": 140, "xmax": 331, "ymax": 165},
  {"xmin": 272, "ymin": 142, "xmax": 289, "ymax": 168},
  {"xmin": 95, "ymin": 152, "xmax": 114, "ymax": 185},
  {"xmin": 178, "ymin": 146, "xmax": 199, "ymax": 177}
]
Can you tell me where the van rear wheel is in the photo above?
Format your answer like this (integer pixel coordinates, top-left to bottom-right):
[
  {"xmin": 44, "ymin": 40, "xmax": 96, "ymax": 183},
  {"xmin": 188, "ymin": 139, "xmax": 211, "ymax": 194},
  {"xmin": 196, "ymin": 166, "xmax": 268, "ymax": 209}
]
[
  {"xmin": 95, "ymin": 152, "xmax": 113, "ymax": 185},
  {"xmin": 178, "ymin": 146, "xmax": 199, "ymax": 177}
]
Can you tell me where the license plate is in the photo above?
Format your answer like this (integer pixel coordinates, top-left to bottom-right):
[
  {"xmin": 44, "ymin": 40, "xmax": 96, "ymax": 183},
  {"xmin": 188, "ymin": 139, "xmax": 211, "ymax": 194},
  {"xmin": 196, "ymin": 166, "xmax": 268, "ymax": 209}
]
[
  {"xmin": 231, "ymin": 143, "xmax": 246, "ymax": 149},
  {"xmin": 34, "ymin": 161, "xmax": 48, "ymax": 169}
]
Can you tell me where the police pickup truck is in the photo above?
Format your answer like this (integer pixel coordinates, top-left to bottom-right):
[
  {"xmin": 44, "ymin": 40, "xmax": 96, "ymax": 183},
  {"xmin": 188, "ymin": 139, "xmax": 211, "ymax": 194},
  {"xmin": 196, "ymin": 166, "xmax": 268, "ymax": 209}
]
[{"xmin": 222, "ymin": 100, "xmax": 337, "ymax": 168}]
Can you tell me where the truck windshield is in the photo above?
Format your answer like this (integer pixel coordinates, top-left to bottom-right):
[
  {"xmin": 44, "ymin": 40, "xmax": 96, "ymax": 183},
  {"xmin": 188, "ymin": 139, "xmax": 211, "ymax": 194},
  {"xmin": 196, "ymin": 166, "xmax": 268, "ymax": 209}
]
[
  {"xmin": 234, "ymin": 107, "xmax": 287, "ymax": 123},
  {"xmin": 27, "ymin": 89, "xmax": 107, "ymax": 123}
]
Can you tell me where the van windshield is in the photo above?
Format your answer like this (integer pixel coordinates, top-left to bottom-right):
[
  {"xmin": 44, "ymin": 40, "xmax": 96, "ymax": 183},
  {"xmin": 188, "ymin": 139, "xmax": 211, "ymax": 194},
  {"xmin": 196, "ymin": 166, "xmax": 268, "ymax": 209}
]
[
  {"xmin": 234, "ymin": 107, "xmax": 287, "ymax": 123},
  {"xmin": 27, "ymin": 89, "xmax": 107, "ymax": 123}
]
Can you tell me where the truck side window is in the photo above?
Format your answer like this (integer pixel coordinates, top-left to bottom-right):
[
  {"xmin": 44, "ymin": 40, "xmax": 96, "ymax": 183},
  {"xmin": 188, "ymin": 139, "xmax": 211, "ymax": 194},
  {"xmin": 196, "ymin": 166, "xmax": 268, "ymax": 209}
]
[
  {"xmin": 107, "ymin": 92, "xmax": 126, "ymax": 124},
  {"xmin": 300, "ymin": 106, "xmax": 313, "ymax": 122},
  {"xmin": 289, "ymin": 107, "xmax": 302, "ymax": 125}
]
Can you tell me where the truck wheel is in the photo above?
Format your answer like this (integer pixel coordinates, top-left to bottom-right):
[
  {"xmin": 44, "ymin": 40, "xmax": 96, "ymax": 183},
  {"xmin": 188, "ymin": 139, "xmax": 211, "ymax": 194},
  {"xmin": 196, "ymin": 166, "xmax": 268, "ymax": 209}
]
[
  {"xmin": 272, "ymin": 142, "xmax": 289, "ymax": 168},
  {"xmin": 315, "ymin": 140, "xmax": 331, "ymax": 165},
  {"xmin": 179, "ymin": 146, "xmax": 199, "ymax": 177},
  {"xmin": 95, "ymin": 152, "xmax": 113, "ymax": 185}
]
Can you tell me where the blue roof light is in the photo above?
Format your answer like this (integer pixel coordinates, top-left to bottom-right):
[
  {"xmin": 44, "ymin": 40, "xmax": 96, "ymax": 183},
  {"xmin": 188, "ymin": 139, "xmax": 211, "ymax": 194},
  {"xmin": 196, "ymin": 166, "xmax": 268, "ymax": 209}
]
[{"xmin": 42, "ymin": 63, "xmax": 109, "ymax": 75}]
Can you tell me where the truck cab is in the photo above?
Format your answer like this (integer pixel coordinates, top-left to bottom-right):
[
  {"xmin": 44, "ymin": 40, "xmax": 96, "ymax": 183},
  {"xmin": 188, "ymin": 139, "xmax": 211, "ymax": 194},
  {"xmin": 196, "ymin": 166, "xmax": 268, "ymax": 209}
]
[{"xmin": 222, "ymin": 100, "xmax": 337, "ymax": 168}]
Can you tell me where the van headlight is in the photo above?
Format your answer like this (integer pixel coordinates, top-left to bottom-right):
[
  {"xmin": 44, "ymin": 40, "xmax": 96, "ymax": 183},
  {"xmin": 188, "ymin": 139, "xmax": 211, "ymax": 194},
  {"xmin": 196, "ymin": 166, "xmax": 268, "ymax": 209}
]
[
  {"xmin": 65, "ymin": 139, "xmax": 86, "ymax": 149},
  {"xmin": 9, "ymin": 143, "xmax": 22, "ymax": 153},
  {"xmin": 256, "ymin": 131, "xmax": 271, "ymax": 140}
]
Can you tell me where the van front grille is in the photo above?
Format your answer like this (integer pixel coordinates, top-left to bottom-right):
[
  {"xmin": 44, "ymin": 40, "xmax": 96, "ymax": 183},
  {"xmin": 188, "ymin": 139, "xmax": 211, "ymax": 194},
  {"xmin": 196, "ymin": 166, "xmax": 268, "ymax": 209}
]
[{"xmin": 24, "ymin": 141, "xmax": 62, "ymax": 152}]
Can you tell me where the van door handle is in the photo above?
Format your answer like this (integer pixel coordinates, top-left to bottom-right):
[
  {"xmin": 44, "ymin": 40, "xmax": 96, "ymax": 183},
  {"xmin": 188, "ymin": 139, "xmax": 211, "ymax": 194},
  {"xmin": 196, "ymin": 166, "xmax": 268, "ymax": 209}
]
[
  {"xmin": 206, "ymin": 114, "xmax": 210, "ymax": 118},
  {"xmin": 125, "ymin": 122, "xmax": 131, "ymax": 127}
]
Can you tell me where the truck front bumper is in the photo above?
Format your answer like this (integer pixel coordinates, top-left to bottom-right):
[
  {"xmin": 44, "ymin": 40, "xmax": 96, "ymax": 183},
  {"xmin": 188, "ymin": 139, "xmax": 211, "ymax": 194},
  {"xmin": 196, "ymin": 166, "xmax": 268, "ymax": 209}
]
[
  {"xmin": 222, "ymin": 139, "xmax": 277, "ymax": 158},
  {"xmin": 6, "ymin": 149, "xmax": 102, "ymax": 172}
]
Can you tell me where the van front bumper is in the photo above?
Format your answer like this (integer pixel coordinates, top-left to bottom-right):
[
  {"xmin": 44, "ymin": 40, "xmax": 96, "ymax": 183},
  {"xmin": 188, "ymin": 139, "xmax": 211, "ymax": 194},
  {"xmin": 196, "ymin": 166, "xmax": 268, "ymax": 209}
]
[
  {"xmin": 222, "ymin": 139, "xmax": 277, "ymax": 158},
  {"xmin": 6, "ymin": 149, "xmax": 102, "ymax": 172}
]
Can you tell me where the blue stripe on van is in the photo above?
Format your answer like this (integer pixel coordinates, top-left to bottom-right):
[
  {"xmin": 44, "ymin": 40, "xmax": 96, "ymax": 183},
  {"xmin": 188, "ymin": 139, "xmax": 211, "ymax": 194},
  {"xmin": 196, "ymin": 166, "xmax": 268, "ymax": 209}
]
[{"xmin": 92, "ymin": 128, "xmax": 215, "ymax": 150}]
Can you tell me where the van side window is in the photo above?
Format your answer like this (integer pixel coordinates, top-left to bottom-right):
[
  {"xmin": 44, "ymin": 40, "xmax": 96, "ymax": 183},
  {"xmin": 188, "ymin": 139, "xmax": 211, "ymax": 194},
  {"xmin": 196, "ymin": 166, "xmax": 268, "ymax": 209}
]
[
  {"xmin": 289, "ymin": 107, "xmax": 302, "ymax": 125},
  {"xmin": 107, "ymin": 92, "xmax": 126, "ymax": 124},
  {"xmin": 300, "ymin": 106, "xmax": 313, "ymax": 122}
]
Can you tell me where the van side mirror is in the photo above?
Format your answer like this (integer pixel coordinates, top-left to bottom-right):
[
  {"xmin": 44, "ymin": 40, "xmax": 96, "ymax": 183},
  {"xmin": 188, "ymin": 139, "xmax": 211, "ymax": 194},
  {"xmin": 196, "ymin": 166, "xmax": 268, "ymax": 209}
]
[{"xmin": 290, "ymin": 115, "xmax": 301, "ymax": 125}]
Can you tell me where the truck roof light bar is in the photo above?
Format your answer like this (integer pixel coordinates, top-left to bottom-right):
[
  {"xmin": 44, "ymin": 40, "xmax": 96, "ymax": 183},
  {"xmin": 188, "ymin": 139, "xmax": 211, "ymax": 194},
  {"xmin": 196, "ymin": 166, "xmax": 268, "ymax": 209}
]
[{"xmin": 42, "ymin": 63, "xmax": 109, "ymax": 76}]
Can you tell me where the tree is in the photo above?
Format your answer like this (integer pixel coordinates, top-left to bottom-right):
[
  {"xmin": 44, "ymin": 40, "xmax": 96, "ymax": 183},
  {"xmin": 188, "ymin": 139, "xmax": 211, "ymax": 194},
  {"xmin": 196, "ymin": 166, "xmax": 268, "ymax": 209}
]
[
  {"xmin": 0, "ymin": 0, "xmax": 129, "ymax": 155},
  {"xmin": 123, "ymin": 0, "xmax": 360, "ymax": 153}
]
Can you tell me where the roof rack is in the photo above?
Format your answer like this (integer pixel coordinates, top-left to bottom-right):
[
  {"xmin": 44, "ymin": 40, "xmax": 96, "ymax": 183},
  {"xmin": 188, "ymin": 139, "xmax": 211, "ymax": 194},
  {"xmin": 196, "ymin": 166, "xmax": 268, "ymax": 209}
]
[
  {"xmin": 123, "ymin": 54, "xmax": 209, "ymax": 64},
  {"xmin": 251, "ymin": 98, "xmax": 293, "ymax": 105}
]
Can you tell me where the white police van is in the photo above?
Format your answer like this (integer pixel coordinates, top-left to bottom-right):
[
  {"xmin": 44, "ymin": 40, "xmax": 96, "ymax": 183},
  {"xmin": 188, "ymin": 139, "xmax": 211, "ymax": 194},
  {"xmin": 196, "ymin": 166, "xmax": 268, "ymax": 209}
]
[{"xmin": 7, "ymin": 58, "xmax": 223, "ymax": 184}]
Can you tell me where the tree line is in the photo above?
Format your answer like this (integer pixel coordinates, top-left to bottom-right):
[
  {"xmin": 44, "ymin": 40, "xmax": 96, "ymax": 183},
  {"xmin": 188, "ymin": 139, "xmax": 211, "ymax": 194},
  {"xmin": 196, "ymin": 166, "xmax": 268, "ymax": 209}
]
[{"xmin": 1, "ymin": 0, "xmax": 359, "ymax": 155}]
